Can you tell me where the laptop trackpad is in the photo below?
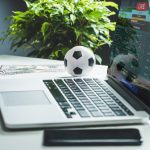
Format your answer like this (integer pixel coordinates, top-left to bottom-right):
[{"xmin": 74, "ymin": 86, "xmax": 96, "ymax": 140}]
[{"xmin": 1, "ymin": 91, "xmax": 50, "ymax": 106}]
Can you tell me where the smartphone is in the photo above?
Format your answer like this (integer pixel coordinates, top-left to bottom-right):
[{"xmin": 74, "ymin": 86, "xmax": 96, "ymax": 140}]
[{"xmin": 43, "ymin": 128, "xmax": 142, "ymax": 146}]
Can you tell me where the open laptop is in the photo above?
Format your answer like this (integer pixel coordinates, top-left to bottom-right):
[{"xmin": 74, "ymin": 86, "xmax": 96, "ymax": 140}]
[{"xmin": 0, "ymin": 0, "xmax": 150, "ymax": 130}]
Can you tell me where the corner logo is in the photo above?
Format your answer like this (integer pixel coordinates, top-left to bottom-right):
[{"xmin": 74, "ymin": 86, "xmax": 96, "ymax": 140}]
[{"xmin": 136, "ymin": 2, "xmax": 148, "ymax": 11}]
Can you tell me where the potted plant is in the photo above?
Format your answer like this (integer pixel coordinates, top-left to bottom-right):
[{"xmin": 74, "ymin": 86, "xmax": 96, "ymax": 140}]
[{"xmin": 1, "ymin": 0, "xmax": 118, "ymax": 60}]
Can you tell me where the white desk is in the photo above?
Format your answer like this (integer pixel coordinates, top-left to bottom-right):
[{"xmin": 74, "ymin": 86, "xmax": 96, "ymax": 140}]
[{"xmin": 0, "ymin": 55, "xmax": 150, "ymax": 150}]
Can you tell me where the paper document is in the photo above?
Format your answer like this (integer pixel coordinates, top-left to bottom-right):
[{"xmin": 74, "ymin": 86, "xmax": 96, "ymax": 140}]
[
  {"xmin": 0, "ymin": 65, "xmax": 65, "ymax": 75},
  {"xmin": 0, "ymin": 55, "xmax": 107, "ymax": 79},
  {"xmin": 0, "ymin": 64, "xmax": 108, "ymax": 80}
]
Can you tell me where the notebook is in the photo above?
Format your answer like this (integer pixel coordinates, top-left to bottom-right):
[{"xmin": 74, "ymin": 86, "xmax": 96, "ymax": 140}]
[{"xmin": 0, "ymin": 0, "xmax": 150, "ymax": 129}]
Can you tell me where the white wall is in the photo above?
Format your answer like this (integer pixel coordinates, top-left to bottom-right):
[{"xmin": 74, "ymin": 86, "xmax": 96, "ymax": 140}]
[{"xmin": 0, "ymin": 0, "xmax": 29, "ymax": 56}]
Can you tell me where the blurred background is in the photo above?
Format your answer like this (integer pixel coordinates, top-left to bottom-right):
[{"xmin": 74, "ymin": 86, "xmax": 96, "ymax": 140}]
[{"xmin": 0, "ymin": 0, "xmax": 120, "ymax": 65}]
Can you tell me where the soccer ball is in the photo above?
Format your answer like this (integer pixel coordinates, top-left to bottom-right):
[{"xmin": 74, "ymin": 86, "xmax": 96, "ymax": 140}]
[{"xmin": 64, "ymin": 46, "xmax": 95, "ymax": 77}]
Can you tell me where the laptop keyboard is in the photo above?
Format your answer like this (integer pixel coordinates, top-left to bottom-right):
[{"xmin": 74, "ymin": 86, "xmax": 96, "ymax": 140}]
[{"xmin": 43, "ymin": 78, "xmax": 134, "ymax": 118}]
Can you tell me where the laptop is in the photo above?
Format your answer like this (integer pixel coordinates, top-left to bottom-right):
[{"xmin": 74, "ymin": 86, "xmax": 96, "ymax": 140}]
[{"xmin": 0, "ymin": 0, "xmax": 150, "ymax": 130}]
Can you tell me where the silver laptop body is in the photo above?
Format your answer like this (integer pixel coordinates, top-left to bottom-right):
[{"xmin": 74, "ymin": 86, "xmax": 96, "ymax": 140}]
[{"xmin": 0, "ymin": 76, "xmax": 149, "ymax": 129}]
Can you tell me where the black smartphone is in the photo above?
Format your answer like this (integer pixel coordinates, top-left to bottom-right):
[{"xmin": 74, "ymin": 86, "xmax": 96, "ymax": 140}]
[{"xmin": 43, "ymin": 128, "xmax": 142, "ymax": 146}]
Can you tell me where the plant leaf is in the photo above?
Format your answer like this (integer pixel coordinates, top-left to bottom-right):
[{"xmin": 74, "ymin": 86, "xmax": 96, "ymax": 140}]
[
  {"xmin": 95, "ymin": 54, "xmax": 102, "ymax": 64},
  {"xmin": 41, "ymin": 22, "xmax": 51, "ymax": 38}
]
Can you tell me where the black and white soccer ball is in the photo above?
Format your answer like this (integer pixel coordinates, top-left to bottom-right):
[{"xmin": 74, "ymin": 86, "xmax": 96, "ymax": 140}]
[{"xmin": 64, "ymin": 46, "xmax": 95, "ymax": 77}]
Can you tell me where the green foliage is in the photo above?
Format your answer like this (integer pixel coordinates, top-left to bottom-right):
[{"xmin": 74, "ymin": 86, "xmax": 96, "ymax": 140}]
[{"xmin": 3, "ymin": 0, "xmax": 118, "ymax": 59}]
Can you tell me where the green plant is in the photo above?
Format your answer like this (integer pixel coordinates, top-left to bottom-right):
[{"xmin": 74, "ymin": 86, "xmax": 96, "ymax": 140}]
[{"xmin": 2, "ymin": 0, "xmax": 118, "ymax": 59}]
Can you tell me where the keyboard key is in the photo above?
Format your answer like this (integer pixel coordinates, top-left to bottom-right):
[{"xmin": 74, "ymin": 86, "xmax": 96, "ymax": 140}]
[
  {"xmin": 96, "ymin": 103, "xmax": 107, "ymax": 108},
  {"xmin": 98, "ymin": 107, "xmax": 109, "ymax": 110},
  {"xmin": 90, "ymin": 111, "xmax": 102, "ymax": 117},
  {"xmin": 103, "ymin": 112, "xmax": 114, "ymax": 116},
  {"xmin": 113, "ymin": 110, "xmax": 126, "ymax": 116},
  {"xmin": 101, "ymin": 109, "xmax": 111, "ymax": 113},
  {"xmin": 126, "ymin": 110, "xmax": 134, "ymax": 116},
  {"xmin": 77, "ymin": 110, "xmax": 90, "ymax": 117}
]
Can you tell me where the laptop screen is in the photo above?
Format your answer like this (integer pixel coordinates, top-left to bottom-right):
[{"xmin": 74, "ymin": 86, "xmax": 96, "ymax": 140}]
[{"xmin": 108, "ymin": 0, "xmax": 150, "ymax": 107}]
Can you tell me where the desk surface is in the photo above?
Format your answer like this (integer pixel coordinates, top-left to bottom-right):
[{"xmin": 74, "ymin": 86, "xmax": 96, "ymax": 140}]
[
  {"xmin": 1, "ymin": 123, "xmax": 150, "ymax": 150},
  {"xmin": 0, "ymin": 55, "xmax": 150, "ymax": 150}
]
